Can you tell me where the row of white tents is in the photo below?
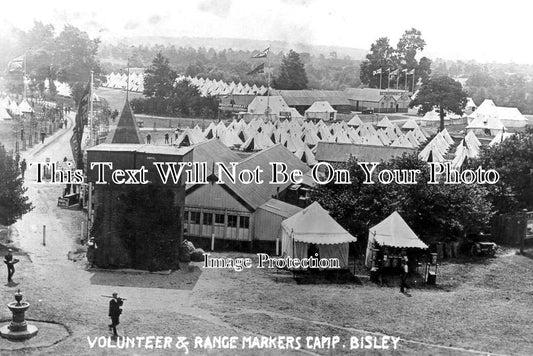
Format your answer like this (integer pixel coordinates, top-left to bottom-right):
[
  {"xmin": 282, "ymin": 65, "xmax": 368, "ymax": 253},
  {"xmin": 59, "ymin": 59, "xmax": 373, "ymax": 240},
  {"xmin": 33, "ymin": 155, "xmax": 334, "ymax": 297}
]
[
  {"xmin": 102, "ymin": 72, "xmax": 269, "ymax": 97},
  {"xmin": 466, "ymin": 99, "xmax": 528, "ymax": 135},
  {"xmin": 0, "ymin": 94, "xmax": 61, "ymax": 120},
  {"xmin": 174, "ymin": 115, "xmax": 432, "ymax": 166}
]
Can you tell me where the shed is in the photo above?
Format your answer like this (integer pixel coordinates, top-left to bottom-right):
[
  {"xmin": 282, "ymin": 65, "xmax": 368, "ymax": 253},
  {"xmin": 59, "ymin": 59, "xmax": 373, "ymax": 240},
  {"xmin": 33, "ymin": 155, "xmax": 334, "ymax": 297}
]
[{"xmin": 254, "ymin": 199, "xmax": 302, "ymax": 242}]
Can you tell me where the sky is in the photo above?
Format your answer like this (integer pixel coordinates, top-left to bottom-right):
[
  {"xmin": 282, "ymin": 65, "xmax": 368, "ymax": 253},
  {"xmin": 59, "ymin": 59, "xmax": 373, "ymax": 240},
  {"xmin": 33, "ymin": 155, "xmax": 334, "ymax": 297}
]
[{"xmin": 0, "ymin": 0, "xmax": 531, "ymax": 64}]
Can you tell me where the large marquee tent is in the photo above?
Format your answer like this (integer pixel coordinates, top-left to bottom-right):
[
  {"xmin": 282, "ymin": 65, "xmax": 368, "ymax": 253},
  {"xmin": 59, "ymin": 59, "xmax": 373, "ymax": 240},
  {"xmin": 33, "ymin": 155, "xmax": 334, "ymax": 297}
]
[
  {"xmin": 281, "ymin": 202, "xmax": 357, "ymax": 269},
  {"xmin": 365, "ymin": 211, "xmax": 428, "ymax": 267}
]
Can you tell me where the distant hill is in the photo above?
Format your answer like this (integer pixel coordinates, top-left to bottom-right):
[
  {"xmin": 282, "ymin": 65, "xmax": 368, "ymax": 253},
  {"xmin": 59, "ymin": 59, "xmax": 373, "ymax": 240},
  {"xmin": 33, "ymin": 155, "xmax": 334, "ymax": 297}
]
[{"xmin": 103, "ymin": 36, "xmax": 368, "ymax": 60}]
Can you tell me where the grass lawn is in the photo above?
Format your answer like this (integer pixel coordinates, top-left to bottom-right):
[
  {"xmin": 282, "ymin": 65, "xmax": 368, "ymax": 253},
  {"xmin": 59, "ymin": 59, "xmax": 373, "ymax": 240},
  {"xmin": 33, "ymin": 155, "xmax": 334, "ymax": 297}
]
[{"xmin": 191, "ymin": 250, "xmax": 533, "ymax": 355}]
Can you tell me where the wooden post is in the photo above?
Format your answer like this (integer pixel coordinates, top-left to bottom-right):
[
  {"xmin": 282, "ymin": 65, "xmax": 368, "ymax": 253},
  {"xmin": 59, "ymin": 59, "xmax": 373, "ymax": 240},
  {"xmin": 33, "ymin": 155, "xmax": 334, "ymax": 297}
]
[
  {"xmin": 275, "ymin": 238, "xmax": 279, "ymax": 256},
  {"xmin": 521, "ymin": 209, "xmax": 528, "ymax": 254},
  {"xmin": 42, "ymin": 225, "xmax": 46, "ymax": 246},
  {"xmin": 211, "ymin": 233, "xmax": 215, "ymax": 251}
]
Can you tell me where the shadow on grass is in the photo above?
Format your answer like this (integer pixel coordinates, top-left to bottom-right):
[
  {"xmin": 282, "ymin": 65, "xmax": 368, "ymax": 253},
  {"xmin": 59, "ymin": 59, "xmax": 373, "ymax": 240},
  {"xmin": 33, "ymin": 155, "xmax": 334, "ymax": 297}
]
[{"xmin": 89, "ymin": 265, "xmax": 202, "ymax": 290}]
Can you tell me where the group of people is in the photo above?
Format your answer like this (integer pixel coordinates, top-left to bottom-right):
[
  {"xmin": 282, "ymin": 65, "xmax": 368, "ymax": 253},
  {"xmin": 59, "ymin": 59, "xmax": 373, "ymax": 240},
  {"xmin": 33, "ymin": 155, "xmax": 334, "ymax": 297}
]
[{"xmin": 145, "ymin": 133, "xmax": 172, "ymax": 145}]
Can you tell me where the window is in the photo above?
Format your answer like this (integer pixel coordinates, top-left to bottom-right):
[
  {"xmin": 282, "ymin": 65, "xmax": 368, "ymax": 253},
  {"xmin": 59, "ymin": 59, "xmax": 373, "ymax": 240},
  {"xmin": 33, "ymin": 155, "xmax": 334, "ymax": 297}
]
[
  {"xmin": 215, "ymin": 214, "xmax": 225, "ymax": 224},
  {"xmin": 239, "ymin": 216, "xmax": 250, "ymax": 229},
  {"xmin": 203, "ymin": 213, "xmax": 213, "ymax": 226},
  {"xmin": 190, "ymin": 211, "xmax": 200, "ymax": 224},
  {"xmin": 227, "ymin": 215, "xmax": 238, "ymax": 228}
]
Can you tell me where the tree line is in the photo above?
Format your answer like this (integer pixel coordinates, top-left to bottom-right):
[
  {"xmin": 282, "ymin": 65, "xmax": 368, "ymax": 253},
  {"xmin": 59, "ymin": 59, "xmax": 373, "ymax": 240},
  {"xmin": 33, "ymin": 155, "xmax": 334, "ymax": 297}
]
[{"xmin": 99, "ymin": 43, "xmax": 360, "ymax": 90}]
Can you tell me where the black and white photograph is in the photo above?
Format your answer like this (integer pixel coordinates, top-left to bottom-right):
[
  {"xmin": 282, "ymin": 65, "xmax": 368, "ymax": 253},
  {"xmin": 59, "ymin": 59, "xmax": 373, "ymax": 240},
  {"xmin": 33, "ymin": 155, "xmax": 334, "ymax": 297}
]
[{"xmin": 0, "ymin": 0, "xmax": 532, "ymax": 355}]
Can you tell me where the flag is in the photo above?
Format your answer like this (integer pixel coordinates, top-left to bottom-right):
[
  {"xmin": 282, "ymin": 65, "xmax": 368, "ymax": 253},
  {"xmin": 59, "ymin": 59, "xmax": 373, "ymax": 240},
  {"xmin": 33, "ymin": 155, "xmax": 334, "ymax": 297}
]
[
  {"xmin": 389, "ymin": 69, "xmax": 400, "ymax": 76},
  {"xmin": 7, "ymin": 55, "xmax": 24, "ymax": 73},
  {"xmin": 408, "ymin": 69, "xmax": 415, "ymax": 75},
  {"xmin": 402, "ymin": 68, "xmax": 408, "ymax": 73},
  {"xmin": 247, "ymin": 63, "xmax": 265, "ymax": 75},
  {"xmin": 70, "ymin": 79, "xmax": 91, "ymax": 169},
  {"xmin": 252, "ymin": 47, "xmax": 270, "ymax": 58},
  {"xmin": 372, "ymin": 68, "xmax": 382, "ymax": 75}
]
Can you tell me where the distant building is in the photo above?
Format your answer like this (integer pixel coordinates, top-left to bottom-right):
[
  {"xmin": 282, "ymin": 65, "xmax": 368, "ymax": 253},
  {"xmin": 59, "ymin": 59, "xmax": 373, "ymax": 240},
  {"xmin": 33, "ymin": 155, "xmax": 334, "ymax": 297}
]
[
  {"xmin": 344, "ymin": 88, "xmax": 412, "ymax": 113},
  {"xmin": 271, "ymin": 89, "xmax": 353, "ymax": 114}
]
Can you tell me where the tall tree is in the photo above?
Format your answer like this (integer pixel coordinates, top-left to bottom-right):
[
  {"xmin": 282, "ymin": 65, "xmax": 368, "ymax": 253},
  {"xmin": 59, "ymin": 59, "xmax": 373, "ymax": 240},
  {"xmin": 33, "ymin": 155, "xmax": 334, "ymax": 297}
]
[
  {"xmin": 310, "ymin": 154, "xmax": 493, "ymax": 246},
  {"xmin": 396, "ymin": 28, "xmax": 426, "ymax": 69},
  {"xmin": 410, "ymin": 76, "xmax": 467, "ymax": 131},
  {"xmin": 273, "ymin": 50, "xmax": 308, "ymax": 90},
  {"xmin": 54, "ymin": 25, "xmax": 102, "ymax": 105},
  {"xmin": 470, "ymin": 130, "xmax": 533, "ymax": 213},
  {"xmin": 0, "ymin": 145, "xmax": 33, "ymax": 226},
  {"xmin": 143, "ymin": 52, "xmax": 177, "ymax": 98},
  {"xmin": 359, "ymin": 37, "xmax": 394, "ymax": 89},
  {"xmin": 361, "ymin": 29, "xmax": 428, "ymax": 89}
]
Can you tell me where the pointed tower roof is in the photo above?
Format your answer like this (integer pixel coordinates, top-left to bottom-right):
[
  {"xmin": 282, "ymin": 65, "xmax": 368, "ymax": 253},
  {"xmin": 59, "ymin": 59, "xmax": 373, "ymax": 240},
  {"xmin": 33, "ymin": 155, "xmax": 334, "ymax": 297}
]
[{"xmin": 109, "ymin": 100, "xmax": 144, "ymax": 144}]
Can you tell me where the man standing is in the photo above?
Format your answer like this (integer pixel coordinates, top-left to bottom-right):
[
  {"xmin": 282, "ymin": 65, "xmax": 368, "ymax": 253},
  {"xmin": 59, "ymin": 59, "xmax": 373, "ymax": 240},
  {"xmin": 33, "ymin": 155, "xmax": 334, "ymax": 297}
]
[
  {"xmin": 146, "ymin": 134, "xmax": 151, "ymax": 144},
  {"xmin": 164, "ymin": 133, "xmax": 169, "ymax": 144},
  {"xmin": 20, "ymin": 159, "xmax": 27, "ymax": 179},
  {"xmin": 4, "ymin": 249, "xmax": 18, "ymax": 283},
  {"xmin": 108, "ymin": 292, "xmax": 124, "ymax": 337},
  {"xmin": 400, "ymin": 257, "xmax": 409, "ymax": 293}
]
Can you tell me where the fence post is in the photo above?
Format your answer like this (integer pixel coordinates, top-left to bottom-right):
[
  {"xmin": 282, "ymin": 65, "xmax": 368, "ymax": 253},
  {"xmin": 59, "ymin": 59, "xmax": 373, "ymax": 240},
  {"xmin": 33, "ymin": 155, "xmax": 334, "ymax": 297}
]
[{"xmin": 521, "ymin": 209, "xmax": 528, "ymax": 254}]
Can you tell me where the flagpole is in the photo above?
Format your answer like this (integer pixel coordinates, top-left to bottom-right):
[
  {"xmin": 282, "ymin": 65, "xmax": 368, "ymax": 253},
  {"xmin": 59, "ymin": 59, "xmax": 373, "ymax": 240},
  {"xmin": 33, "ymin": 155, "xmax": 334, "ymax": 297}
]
[
  {"xmin": 396, "ymin": 70, "xmax": 399, "ymax": 89},
  {"xmin": 404, "ymin": 70, "xmax": 408, "ymax": 90},
  {"xmin": 126, "ymin": 57, "xmax": 130, "ymax": 101},
  {"xmin": 23, "ymin": 53, "xmax": 27, "ymax": 99},
  {"xmin": 412, "ymin": 69, "xmax": 415, "ymax": 92},
  {"xmin": 89, "ymin": 70, "xmax": 94, "ymax": 147},
  {"xmin": 387, "ymin": 69, "xmax": 390, "ymax": 89},
  {"xmin": 266, "ymin": 47, "xmax": 270, "ymax": 120},
  {"xmin": 379, "ymin": 69, "xmax": 382, "ymax": 89}
]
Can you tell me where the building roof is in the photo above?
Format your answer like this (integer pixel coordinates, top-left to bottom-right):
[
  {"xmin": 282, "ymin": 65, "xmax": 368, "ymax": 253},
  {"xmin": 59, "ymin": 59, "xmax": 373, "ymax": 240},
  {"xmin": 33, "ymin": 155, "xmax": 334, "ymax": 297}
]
[
  {"xmin": 315, "ymin": 142, "xmax": 416, "ymax": 163},
  {"xmin": 271, "ymin": 90, "xmax": 352, "ymax": 106},
  {"xmin": 189, "ymin": 139, "xmax": 241, "ymax": 177},
  {"xmin": 218, "ymin": 94, "xmax": 257, "ymax": 109},
  {"xmin": 109, "ymin": 100, "xmax": 144, "ymax": 144},
  {"xmin": 344, "ymin": 88, "xmax": 410, "ymax": 103},
  {"xmin": 257, "ymin": 198, "xmax": 302, "ymax": 218},
  {"xmin": 225, "ymin": 144, "xmax": 310, "ymax": 210},
  {"xmin": 87, "ymin": 143, "xmax": 191, "ymax": 156}
]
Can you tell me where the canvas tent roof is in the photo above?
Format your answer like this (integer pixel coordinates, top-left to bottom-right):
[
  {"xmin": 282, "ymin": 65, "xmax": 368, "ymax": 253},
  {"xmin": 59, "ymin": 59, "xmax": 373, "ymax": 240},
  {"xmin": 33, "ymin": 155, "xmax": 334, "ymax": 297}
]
[
  {"xmin": 247, "ymin": 96, "xmax": 290, "ymax": 116},
  {"xmin": 347, "ymin": 114, "xmax": 363, "ymax": 126},
  {"xmin": 369, "ymin": 211, "xmax": 428, "ymax": 249},
  {"xmin": 281, "ymin": 202, "xmax": 356, "ymax": 244},
  {"xmin": 305, "ymin": 101, "xmax": 337, "ymax": 114},
  {"xmin": 0, "ymin": 106, "xmax": 12, "ymax": 119}
]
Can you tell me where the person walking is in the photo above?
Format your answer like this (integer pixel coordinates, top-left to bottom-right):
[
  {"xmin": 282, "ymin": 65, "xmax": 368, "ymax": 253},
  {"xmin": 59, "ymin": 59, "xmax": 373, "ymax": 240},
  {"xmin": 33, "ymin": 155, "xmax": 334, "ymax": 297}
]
[
  {"xmin": 164, "ymin": 133, "xmax": 169, "ymax": 144},
  {"xmin": 20, "ymin": 159, "xmax": 27, "ymax": 179},
  {"xmin": 146, "ymin": 134, "xmax": 151, "ymax": 144},
  {"xmin": 4, "ymin": 249, "xmax": 19, "ymax": 283},
  {"xmin": 400, "ymin": 257, "xmax": 409, "ymax": 293},
  {"xmin": 108, "ymin": 292, "xmax": 124, "ymax": 337}
]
